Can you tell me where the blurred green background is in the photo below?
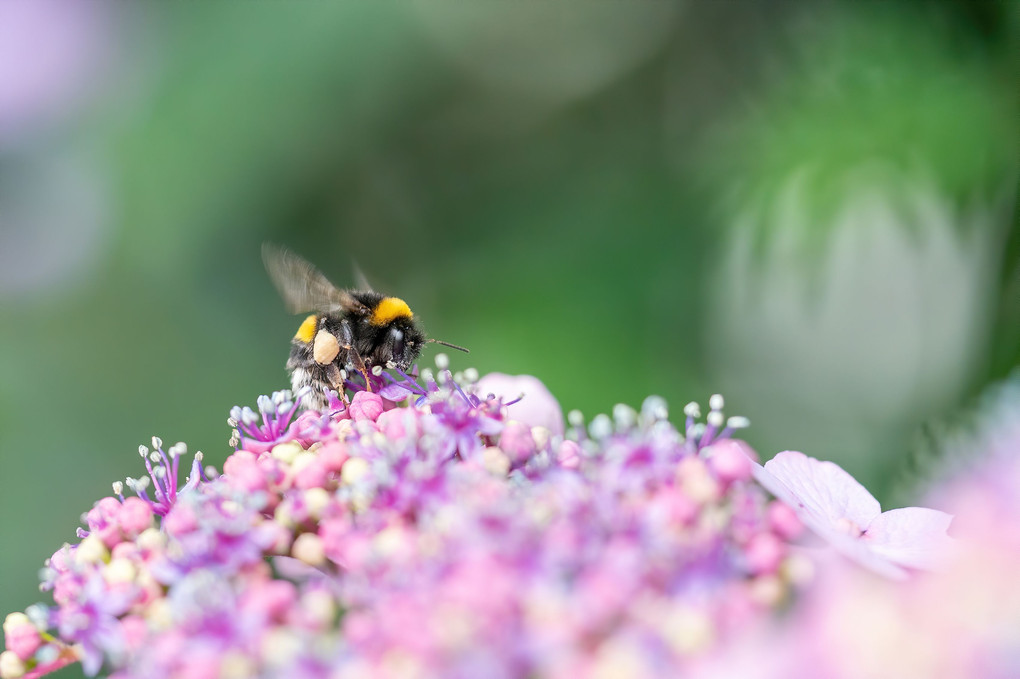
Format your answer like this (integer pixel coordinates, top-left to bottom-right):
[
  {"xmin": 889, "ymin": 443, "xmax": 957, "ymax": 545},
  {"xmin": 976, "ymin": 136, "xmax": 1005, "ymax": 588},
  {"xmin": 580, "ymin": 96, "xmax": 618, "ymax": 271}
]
[{"xmin": 0, "ymin": 2, "xmax": 1016, "ymax": 674}]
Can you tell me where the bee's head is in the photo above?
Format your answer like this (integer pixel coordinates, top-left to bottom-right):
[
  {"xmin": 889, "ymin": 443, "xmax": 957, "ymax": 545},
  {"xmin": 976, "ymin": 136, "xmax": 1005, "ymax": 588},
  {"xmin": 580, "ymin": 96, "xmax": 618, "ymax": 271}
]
[
  {"xmin": 387, "ymin": 321, "xmax": 427, "ymax": 371},
  {"xmin": 366, "ymin": 296, "xmax": 467, "ymax": 371}
]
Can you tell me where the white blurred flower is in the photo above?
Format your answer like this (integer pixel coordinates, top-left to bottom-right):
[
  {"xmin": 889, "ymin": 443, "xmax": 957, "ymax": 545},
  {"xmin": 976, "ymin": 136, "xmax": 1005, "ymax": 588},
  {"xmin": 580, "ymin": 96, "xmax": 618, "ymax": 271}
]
[{"xmin": 706, "ymin": 167, "xmax": 1005, "ymax": 469}]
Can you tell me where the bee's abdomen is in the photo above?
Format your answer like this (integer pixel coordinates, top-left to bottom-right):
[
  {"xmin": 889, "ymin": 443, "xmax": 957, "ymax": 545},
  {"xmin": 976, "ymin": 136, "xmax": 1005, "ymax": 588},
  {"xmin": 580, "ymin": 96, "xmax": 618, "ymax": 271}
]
[{"xmin": 289, "ymin": 366, "xmax": 331, "ymax": 410}]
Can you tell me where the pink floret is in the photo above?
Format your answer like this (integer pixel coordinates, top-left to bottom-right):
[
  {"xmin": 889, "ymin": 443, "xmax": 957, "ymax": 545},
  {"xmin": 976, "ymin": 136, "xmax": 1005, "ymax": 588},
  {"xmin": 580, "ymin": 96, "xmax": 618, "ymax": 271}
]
[
  {"xmin": 349, "ymin": 391, "xmax": 384, "ymax": 422},
  {"xmin": 708, "ymin": 439, "xmax": 755, "ymax": 484},
  {"xmin": 5, "ymin": 621, "xmax": 41, "ymax": 660},
  {"xmin": 117, "ymin": 497, "xmax": 154, "ymax": 537}
]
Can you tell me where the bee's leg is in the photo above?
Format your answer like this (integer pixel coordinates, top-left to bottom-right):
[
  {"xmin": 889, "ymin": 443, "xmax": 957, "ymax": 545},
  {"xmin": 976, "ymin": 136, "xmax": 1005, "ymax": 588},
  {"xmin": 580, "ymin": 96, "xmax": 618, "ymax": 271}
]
[
  {"xmin": 324, "ymin": 363, "xmax": 348, "ymax": 406},
  {"xmin": 340, "ymin": 319, "xmax": 373, "ymax": 392}
]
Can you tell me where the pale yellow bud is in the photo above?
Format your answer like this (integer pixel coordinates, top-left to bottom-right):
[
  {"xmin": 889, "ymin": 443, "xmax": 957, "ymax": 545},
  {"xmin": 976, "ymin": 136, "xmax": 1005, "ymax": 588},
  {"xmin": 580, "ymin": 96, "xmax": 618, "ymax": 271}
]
[
  {"xmin": 303, "ymin": 488, "xmax": 331, "ymax": 519},
  {"xmin": 271, "ymin": 441, "xmax": 303, "ymax": 464},
  {"xmin": 481, "ymin": 447, "xmax": 511, "ymax": 476},
  {"xmin": 341, "ymin": 457, "xmax": 370, "ymax": 485},
  {"xmin": 2, "ymin": 613, "xmax": 30, "ymax": 634},
  {"xmin": 75, "ymin": 536, "xmax": 108, "ymax": 565},
  {"xmin": 292, "ymin": 533, "xmax": 326, "ymax": 567},
  {"xmin": 0, "ymin": 651, "xmax": 25, "ymax": 679},
  {"xmin": 104, "ymin": 558, "xmax": 137, "ymax": 585}
]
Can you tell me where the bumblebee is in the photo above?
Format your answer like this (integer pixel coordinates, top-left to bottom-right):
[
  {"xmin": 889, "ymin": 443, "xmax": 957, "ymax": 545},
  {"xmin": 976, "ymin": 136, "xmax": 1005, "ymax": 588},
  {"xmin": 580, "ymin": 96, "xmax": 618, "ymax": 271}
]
[{"xmin": 262, "ymin": 244, "xmax": 465, "ymax": 410}]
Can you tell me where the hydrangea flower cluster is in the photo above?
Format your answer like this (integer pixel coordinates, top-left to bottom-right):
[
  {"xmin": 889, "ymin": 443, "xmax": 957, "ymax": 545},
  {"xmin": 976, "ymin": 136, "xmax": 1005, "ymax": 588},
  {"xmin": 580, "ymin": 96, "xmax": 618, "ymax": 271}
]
[{"xmin": 1, "ymin": 361, "xmax": 962, "ymax": 679}]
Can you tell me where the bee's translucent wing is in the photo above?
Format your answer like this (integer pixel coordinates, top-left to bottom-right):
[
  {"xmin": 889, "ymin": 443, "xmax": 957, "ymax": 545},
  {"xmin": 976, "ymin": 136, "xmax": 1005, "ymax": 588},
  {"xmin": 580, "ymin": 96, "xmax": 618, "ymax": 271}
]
[
  {"xmin": 352, "ymin": 260, "xmax": 374, "ymax": 292},
  {"xmin": 262, "ymin": 243, "xmax": 369, "ymax": 316}
]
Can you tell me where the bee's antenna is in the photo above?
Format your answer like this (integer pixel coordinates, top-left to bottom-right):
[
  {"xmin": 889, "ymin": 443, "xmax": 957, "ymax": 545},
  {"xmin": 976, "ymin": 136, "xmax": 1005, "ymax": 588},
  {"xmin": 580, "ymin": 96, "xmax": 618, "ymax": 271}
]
[{"xmin": 428, "ymin": 338, "xmax": 470, "ymax": 354}]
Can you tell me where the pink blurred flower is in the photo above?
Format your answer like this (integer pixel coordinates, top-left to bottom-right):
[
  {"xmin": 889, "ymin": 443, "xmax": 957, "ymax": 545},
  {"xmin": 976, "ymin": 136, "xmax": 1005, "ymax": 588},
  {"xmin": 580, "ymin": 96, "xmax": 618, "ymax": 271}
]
[
  {"xmin": 0, "ymin": 0, "xmax": 112, "ymax": 143},
  {"xmin": 475, "ymin": 373, "xmax": 564, "ymax": 436},
  {"xmin": 754, "ymin": 451, "xmax": 954, "ymax": 579}
]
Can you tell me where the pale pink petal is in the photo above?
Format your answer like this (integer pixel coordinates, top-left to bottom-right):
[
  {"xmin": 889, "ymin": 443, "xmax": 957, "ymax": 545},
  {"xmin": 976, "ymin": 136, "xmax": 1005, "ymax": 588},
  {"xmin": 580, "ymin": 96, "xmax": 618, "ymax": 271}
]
[
  {"xmin": 816, "ymin": 526, "xmax": 910, "ymax": 580},
  {"xmin": 475, "ymin": 373, "xmax": 564, "ymax": 436},
  {"xmin": 863, "ymin": 507, "xmax": 956, "ymax": 571},
  {"xmin": 751, "ymin": 460, "xmax": 802, "ymax": 509},
  {"xmin": 763, "ymin": 451, "xmax": 881, "ymax": 530}
]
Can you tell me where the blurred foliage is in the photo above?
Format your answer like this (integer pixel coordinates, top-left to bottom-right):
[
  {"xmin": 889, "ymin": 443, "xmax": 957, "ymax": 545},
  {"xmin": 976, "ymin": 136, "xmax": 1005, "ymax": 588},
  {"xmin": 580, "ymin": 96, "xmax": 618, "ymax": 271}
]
[
  {"xmin": 705, "ymin": 2, "xmax": 1016, "ymax": 256},
  {"xmin": 0, "ymin": 3, "xmax": 1015, "ymax": 676},
  {"xmin": 896, "ymin": 366, "xmax": 1020, "ymax": 507}
]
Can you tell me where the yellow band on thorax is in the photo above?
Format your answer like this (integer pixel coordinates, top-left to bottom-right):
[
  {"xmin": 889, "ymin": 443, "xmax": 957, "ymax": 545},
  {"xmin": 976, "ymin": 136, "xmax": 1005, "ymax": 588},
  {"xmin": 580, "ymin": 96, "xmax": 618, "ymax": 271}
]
[
  {"xmin": 294, "ymin": 314, "xmax": 318, "ymax": 343},
  {"xmin": 370, "ymin": 297, "xmax": 412, "ymax": 326}
]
